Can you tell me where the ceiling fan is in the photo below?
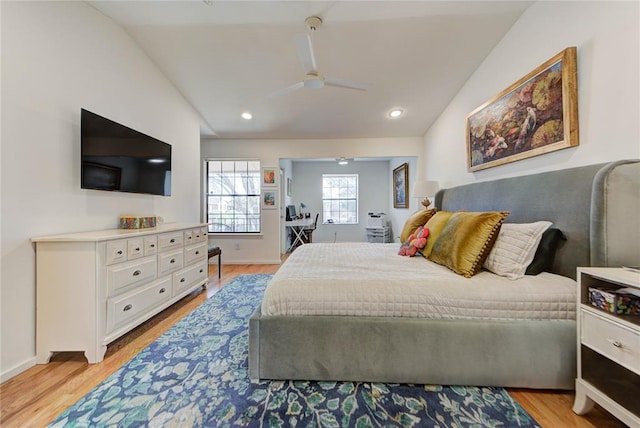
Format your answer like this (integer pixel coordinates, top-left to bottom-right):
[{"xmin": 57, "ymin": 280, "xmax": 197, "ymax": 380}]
[{"xmin": 272, "ymin": 16, "xmax": 369, "ymax": 97}]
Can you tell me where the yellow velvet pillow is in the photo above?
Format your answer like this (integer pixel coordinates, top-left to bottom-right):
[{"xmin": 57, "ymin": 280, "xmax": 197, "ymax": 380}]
[
  {"xmin": 428, "ymin": 211, "xmax": 509, "ymax": 278},
  {"xmin": 421, "ymin": 211, "xmax": 454, "ymax": 257},
  {"xmin": 400, "ymin": 209, "xmax": 436, "ymax": 243}
]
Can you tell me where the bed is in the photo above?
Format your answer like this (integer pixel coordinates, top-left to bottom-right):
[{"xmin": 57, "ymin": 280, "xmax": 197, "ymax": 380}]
[{"xmin": 249, "ymin": 160, "xmax": 640, "ymax": 389}]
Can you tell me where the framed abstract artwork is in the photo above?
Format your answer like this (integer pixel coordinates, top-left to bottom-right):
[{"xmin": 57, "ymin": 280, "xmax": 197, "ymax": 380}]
[
  {"xmin": 393, "ymin": 163, "xmax": 409, "ymax": 209},
  {"xmin": 466, "ymin": 47, "xmax": 579, "ymax": 172},
  {"xmin": 261, "ymin": 190, "xmax": 277, "ymax": 209},
  {"xmin": 261, "ymin": 167, "xmax": 277, "ymax": 187}
]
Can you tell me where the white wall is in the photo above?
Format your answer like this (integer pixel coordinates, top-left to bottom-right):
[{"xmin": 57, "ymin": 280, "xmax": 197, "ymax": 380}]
[
  {"xmin": 1, "ymin": 2, "xmax": 202, "ymax": 380},
  {"xmin": 423, "ymin": 1, "xmax": 640, "ymax": 187},
  {"xmin": 291, "ymin": 160, "xmax": 391, "ymax": 243},
  {"xmin": 201, "ymin": 137, "xmax": 424, "ymax": 262}
]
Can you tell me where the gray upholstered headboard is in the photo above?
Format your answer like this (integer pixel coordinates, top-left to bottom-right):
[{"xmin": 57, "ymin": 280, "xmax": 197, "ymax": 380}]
[{"xmin": 434, "ymin": 160, "xmax": 640, "ymax": 279}]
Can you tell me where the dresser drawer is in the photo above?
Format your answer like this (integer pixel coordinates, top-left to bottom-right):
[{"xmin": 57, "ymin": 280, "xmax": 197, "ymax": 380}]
[
  {"xmin": 127, "ymin": 238, "xmax": 144, "ymax": 260},
  {"xmin": 107, "ymin": 277, "xmax": 171, "ymax": 332},
  {"xmin": 158, "ymin": 231, "xmax": 183, "ymax": 251},
  {"xmin": 184, "ymin": 242, "xmax": 207, "ymax": 265},
  {"xmin": 172, "ymin": 261, "xmax": 208, "ymax": 296},
  {"xmin": 144, "ymin": 236, "xmax": 158, "ymax": 256},
  {"xmin": 192, "ymin": 228, "xmax": 204, "ymax": 243},
  {"xmin": 582, "ymin": 310, "xmax": 640, "ymax": 373},
  {"xmin": 106, "ymin": 240, "xmax": 127, "ymax": 265},
  {"xmin": 106, "ymin": 256, "xmax": 158, "ymax": 296},
  {"xmin": 158, "ymin": 249, "xmax": 184, "ymax": 276}
]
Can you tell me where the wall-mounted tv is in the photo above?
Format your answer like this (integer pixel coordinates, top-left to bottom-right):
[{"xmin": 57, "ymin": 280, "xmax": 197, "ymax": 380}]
[{"xmin": 81, "ymin": 108, "xmax": 171, "ymax": 196}]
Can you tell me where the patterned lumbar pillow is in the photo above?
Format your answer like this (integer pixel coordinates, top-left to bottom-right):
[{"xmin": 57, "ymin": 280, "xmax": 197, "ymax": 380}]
[{"xmin": 483, "ymin": 221, "xmax": 552, "ymax": 279}]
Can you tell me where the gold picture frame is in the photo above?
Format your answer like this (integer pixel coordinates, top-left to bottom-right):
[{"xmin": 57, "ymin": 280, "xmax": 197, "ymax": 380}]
[
  {"xmin": 466, "ymin": 47, "xmax": 579, "ymax": 172},
  {"xmin": 393, "ymin": 163, "xmax": 409, "ymax": 209}
]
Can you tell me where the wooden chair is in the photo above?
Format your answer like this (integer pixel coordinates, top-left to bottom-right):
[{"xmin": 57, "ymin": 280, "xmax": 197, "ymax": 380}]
[{"xmin": 208, "ymin": 245, "xmax": 222, "ymax": 278}]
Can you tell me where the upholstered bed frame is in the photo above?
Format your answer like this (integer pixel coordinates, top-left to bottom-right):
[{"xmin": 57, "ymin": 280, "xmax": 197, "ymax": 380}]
[{"xmin": 249, "ymin": 160, "xmax": 640, "ymax": 389}]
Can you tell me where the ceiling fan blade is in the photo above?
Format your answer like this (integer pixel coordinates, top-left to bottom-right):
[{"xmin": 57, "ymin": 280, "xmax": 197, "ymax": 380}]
[
  {"xmin": 295, "ymin": 34, "xmax": 317, "ymax": 73},
  {"xmin": 269, "ymin": 81, "xmax": 305, "ymax": 99},
  {"xmin": 324, "ymin": 77, "xmax": 369, "ymax": 91}
]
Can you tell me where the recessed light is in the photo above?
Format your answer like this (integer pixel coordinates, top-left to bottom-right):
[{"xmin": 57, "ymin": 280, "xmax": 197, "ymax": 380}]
[
  {"xmin": 241, "ymin": 112, "xmax": 253, "ymax": 120},
  {"xmin": 388, "ymin": 109, "xmax": 404, "ymax": 118}
]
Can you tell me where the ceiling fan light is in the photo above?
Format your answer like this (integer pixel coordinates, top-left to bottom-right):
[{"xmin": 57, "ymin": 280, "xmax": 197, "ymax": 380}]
[
  {"xmin": 304, "ymin": 76, "xmax": 324, "ymax": 90},
  {"xmin": 241, "ymin": 112, "xmax": 252, "ymax": 120},
  {"xmin": 389, "ymin": 109, "xmax": 404, "ymax": 118}
]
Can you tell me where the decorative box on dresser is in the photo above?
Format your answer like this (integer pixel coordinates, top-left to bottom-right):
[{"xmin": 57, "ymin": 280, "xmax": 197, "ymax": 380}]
[
  {"xmin": 573, "ymin": 267, "xmax": 640, "ymax": 427},
  {"xmin": 33, "ymin": 223, "xmax": 209, "ymax": 364}
]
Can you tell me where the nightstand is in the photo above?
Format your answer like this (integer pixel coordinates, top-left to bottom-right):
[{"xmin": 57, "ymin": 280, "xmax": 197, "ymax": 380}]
[{"xmin": 573, "ymin": 267, "xmax": 640, "ymax": 426}]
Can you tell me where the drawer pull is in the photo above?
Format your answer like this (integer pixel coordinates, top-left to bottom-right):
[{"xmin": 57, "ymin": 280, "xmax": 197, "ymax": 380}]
[
  {"xmin": 170, "ymin": 258, "xmax": 176, "ymax": 264},
  {"xmin": 180, "ymin": 278, "xmax": 186, "ymax": 283},
  {"xmin": 123, "ymin": 304, "xmax": 132, "ymax": 312},
  {"xmin": 150, "ymin": 244, "xmax": 155, "ymax": 248},
  {"xmin": 199, "ymin": 269, "xmax": 204, "ymax": 273},
  {"xmin": 135, "ymin": 247, "xmax": 140, "ymax": 251},
  {"xmin": 195, "ymin": 250, "xmax": 200, "ymax": 255},
  {"xmin": 188, "ymin": 236, "xmax": 192, "ymax": 240},
  {"xmin": 159, "ymin": 288, "xmax": 166, "ymax": 294},
  {"xmin": 117, "ymin": 250, "xmax": 123, "ymax": 255},
  {"xmin": 608, "ymin": 339, "xmax": 622, "ymax": 348},
  {"xmin": 170, "ymin": 238, "xmax": 175, "ymax": 243},
  {"xmin": 196, "ymin": 235, "xmax": 200, "ymax": 238},
  {"xmin": 132, "ymin": 270, "xmax": 142, "ymax": 276}
]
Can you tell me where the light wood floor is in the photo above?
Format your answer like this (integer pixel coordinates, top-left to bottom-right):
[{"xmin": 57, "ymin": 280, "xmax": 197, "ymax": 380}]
[{"xmin": 0, "ymin": 263, "xmax": 626, "ymax": 428}]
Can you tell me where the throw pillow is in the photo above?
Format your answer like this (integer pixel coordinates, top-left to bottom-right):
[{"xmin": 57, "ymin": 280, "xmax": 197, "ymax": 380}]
[
  {"xmin": 421, "ymin": 211, "xmax": 454, "ymax": 257},
  {"xmin": 428, "ymin": 211, "xmax": 509, "ymax": 278},
  {"xmin": 398, "ymin": 226, "xmax": 430, "ymax": 257},
  {"xmin": 483, "ymin": 221, "xmax": 552, "ymax": 279},
  {"xmin": 399, "ymin": 209, "xmax": 436, "ymax": 243},
  {"xmin": 525, "ymin": 228, "xmax": 567, "ymax": 275}
]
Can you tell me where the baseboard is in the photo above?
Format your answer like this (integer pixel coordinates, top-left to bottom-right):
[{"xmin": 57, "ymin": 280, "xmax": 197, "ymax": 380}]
[
  {"xmin": 1, "ymin": 357, "xmax": 36, "ymax": 383},
  {"xmin": 215, "ymin": 260, "xmax": 281, "ymax": 265}
]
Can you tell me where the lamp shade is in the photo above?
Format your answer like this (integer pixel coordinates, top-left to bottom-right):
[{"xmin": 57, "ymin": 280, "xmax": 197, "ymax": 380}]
[{"xmin": 411, "ymin": 180, "xmax": 439, "ymax": 198}]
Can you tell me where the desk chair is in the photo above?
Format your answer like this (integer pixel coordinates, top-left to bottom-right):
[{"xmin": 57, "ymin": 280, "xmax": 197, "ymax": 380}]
[
  {"xmin": 208, "ymin": 245, "xmax": 222, "ymax": 278},
  {"xmin": 302, "ymin": 213, "xmax": 319, "ymax": 243}
]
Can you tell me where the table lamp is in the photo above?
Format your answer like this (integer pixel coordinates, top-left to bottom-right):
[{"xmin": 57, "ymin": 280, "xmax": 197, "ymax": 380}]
[{"xmin": 411, "ymin": 180, "xmax": 439, "ymax": 209}]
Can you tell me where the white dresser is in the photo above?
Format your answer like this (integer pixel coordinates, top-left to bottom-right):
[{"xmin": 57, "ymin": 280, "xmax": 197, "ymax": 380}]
[
  {"xmin": 33, "ymin": 223, "xmax": 209, "ymax": 364},
  {"xmin": 573, "ymin": 267, "xmax": 640, "ymax": 426}
]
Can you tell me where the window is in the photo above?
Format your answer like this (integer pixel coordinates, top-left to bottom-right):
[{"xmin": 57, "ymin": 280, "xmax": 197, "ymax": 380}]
[
  {"xmin": 206, "ymin": 160, "xmax": 260, "ymax": 233},
  {"xmin": 322, "ymin": 174, "xmax": 358, "ymax": 224}
]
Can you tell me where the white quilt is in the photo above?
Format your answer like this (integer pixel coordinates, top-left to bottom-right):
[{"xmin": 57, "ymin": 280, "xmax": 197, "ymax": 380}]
[{"xmin": 262, "ymin": 243, "xmax": 576, "ymax": 320}]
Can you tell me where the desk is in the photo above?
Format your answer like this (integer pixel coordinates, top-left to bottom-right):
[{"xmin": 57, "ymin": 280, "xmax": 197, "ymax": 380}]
[{"xmin": 285, "ymin": 218, "xmax": 315, "ymax": 252}]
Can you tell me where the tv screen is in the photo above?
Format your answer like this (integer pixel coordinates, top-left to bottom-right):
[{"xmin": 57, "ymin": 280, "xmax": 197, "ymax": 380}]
[{"xmin": 81, "ymin": 108, "xmax": 171, "ymax": 196}]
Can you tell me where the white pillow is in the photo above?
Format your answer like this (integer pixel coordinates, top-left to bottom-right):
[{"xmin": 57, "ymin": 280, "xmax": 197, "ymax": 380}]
[{"xmin": 483, "ymin": 221, "xmax": 552, "ymax": 280}]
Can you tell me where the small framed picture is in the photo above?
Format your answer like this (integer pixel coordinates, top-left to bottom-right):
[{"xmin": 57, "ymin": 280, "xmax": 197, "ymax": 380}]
[
  {"xmin": 261, "ymin": 167, "xmax": 277, "ymax": 187},
  {"xmin": 261, "ymin": 190, "xmax": 277, "ymax": 209}
]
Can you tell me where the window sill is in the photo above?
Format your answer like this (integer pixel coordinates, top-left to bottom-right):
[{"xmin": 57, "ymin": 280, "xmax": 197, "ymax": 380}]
[{"xmin": 208, "ymin": 233, "xmax": 263, "ymax": 238}]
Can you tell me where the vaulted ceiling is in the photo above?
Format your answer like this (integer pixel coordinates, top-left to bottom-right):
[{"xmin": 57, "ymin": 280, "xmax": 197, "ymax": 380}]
[{"xmin": 89, "ymin": 1, "xmax": 532, "ymax": 139}]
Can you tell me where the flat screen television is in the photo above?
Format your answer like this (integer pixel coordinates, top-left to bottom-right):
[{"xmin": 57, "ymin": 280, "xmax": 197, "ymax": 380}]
[{"xmin": 81, "ymin": 108, "xmax": 171, "ymax": 196}]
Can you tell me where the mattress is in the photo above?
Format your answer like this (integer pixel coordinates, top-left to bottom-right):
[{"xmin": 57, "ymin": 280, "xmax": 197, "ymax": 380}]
[{"xmin": 262, "ymin": 243, "xmax": 576, "ymax": 320}]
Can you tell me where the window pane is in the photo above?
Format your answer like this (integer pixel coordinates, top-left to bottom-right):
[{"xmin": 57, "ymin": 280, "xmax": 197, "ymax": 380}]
[
  {"xmin": 321, "ymin": 174, "xmax": 358, "ymax": 225},
  {"xmin": 206, "ymin": 160, "xmax": 261, "ymax": 233}
]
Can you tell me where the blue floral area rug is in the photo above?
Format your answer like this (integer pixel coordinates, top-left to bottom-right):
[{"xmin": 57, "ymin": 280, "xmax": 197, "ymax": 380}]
[{"xmin": 51, "ymin": 274, "xmax": 540, "ymax": 427}]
